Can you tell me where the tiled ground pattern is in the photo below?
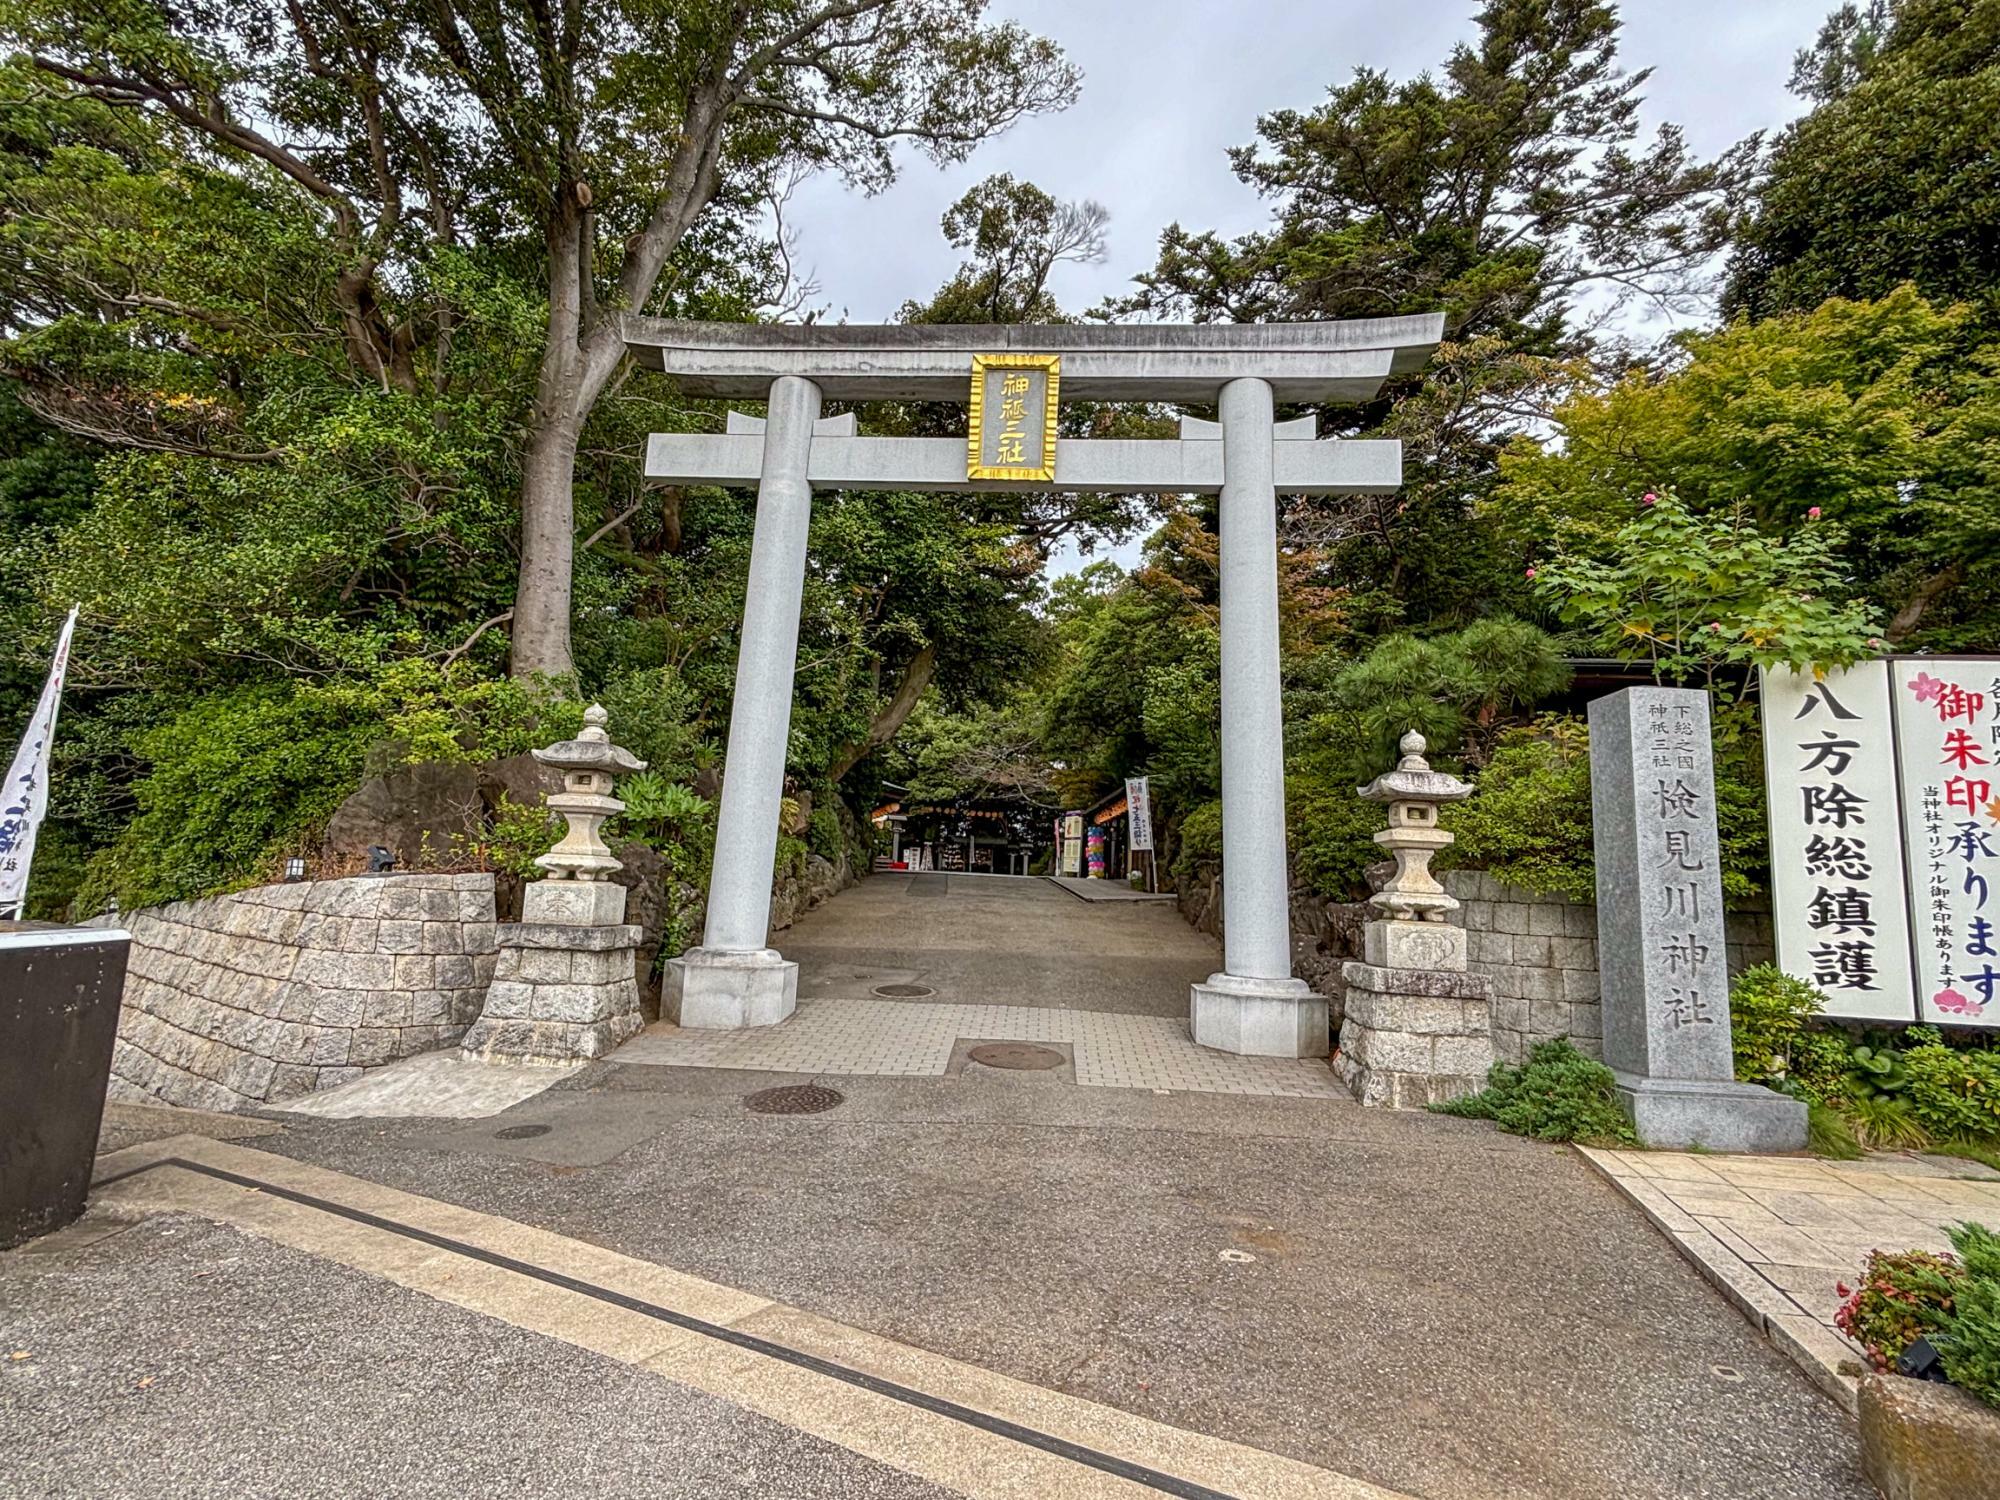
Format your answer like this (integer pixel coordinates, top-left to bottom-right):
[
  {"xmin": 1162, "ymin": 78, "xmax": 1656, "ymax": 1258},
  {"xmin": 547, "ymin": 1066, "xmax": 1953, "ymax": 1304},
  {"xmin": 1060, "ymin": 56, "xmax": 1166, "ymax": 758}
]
[
  {"xmin": 614, "ymin": 998, "xmax": 1344, "ymax": 1098},
  {"xmin": 1580, "ymin": 1146, "xmax": 2000, "ymax": 1409}
]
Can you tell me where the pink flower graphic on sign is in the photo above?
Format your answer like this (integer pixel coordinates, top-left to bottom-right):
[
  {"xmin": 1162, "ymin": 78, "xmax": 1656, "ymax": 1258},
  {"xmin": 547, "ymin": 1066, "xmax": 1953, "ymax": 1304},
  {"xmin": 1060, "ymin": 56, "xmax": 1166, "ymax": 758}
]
[
  {"xmin": 1934, "ymin": 987, "xmax": 1983, "ymax": 1017},
  {"xmin": 1908, "ymin": 671, "xmax": 1944, "ymax": 704}
]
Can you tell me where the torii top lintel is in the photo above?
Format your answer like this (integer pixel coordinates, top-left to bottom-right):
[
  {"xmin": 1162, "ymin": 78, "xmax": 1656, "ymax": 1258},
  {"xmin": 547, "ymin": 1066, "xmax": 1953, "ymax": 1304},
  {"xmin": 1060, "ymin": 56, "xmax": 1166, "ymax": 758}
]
[{"xmin": 620, "ymin": 313, "xmax": 1446, "ymax": 404}]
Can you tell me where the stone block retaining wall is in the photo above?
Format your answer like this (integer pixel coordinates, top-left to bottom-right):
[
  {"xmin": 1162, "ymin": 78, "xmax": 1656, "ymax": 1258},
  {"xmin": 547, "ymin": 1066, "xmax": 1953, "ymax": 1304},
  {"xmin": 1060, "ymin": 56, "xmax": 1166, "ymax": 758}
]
[
  {"xmin": 101, "ymin": 873, "xmax": 498, "ymax": 1111},
  {"xmin": 1443, "ymin": 870, "xmax": 1774, "ymax": 1064}
]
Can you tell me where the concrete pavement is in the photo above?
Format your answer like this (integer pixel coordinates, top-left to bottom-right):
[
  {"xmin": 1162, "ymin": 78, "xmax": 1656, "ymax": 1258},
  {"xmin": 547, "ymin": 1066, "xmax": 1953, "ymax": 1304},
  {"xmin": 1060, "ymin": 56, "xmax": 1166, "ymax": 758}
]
[{"xmin": 2, "ymin": 874, "xmax": 1880, "ymax": 1498}]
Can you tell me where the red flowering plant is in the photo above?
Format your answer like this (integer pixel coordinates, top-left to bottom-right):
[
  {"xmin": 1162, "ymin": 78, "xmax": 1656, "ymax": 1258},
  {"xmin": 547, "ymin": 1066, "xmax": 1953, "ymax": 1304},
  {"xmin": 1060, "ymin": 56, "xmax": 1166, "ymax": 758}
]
[{"xmin": 1834, "ymin": 1248, "xmax": 1965, "ymax": 1372}]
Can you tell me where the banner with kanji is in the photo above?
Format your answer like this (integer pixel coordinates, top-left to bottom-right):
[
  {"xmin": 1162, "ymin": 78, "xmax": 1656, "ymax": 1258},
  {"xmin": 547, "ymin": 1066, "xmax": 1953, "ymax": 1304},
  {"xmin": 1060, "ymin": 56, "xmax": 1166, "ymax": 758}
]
[
  {"xmin": 1762, "ymin": 663, "xmax": 1917, "ymax": 1021},
  {"xmin": 1761, "ymin": 656, "xmax": 2000, "ymax": 1027},
  {"xmin": 1893, "ymin": 659, "xmax": 2000, "ymax": 1024},
  {"xmin": 0, "ymin": 605, "xmax": 79, "ymax": 920}
]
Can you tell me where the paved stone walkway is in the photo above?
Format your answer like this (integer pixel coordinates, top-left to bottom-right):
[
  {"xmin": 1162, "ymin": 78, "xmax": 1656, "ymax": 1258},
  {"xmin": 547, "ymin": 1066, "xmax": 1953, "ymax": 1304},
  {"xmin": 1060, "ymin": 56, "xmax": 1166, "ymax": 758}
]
[
  {"xmin": 1580, "ymin": 1146, "xmax": 2000, "ymax": 1409},
  {"xmin": 618, "ymin": 998, "xmax": 1344, "ymax": 1097},
  {"xmin": 618, "ymin": 872, "xmax": 1342, "ymax": 1097}
]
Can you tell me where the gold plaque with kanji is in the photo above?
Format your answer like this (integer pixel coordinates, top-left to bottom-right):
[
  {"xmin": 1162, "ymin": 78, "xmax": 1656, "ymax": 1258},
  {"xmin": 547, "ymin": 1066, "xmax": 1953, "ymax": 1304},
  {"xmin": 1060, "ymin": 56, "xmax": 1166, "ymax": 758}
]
[{"xmin": 967, "ymin": 353, "xmax": 1060, "ymax": 482}]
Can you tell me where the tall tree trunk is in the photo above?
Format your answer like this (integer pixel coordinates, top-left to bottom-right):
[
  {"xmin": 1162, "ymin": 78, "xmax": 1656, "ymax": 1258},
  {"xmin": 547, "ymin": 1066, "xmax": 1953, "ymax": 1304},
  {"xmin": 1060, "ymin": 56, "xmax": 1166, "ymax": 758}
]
[
  {"xmin": 827, "ymin": 644, "xmax": 938, "ymax": 783},
  {"xmin": 1885, "ymin": 561, "xmax": 1965, "ymax": 645},
  {"xmin": 512, "ymin": 412, "xmax": 584, "ymax": 679}
]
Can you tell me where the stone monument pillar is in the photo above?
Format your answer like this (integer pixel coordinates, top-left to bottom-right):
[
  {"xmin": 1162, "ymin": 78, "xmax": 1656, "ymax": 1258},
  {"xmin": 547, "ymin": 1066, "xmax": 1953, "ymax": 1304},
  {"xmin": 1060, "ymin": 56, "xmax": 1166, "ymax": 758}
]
[
  {"xmin": 1333, "ymin": 732, "xmax": 1496, "ymax": 1108},
  {"xmin": 461, "ymin": 705, "xmax": 648, "ymax": 1064},
  {"xmin": 1588, "ymin": 687, "xmax": 1805, "ymax": 1149}
]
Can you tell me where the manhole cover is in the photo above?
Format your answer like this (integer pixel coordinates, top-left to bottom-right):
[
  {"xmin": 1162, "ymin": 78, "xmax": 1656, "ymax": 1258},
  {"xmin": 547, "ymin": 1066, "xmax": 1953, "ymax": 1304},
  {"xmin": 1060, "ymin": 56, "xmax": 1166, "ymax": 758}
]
[
  {"xmin": 744, "ymin": 1084, "xmax": 846, "ymax": 1115},
  {"xmin": 872, "ymin": 983, "xmax": 935, "ymax": 998},
  {"xmin": 967, "ymin": 1043, "xmax": 1065, "ymax": 1072},
  {"xmin": 493, "ymin": 1123, "xmax": 552, "ymax": 1140}
]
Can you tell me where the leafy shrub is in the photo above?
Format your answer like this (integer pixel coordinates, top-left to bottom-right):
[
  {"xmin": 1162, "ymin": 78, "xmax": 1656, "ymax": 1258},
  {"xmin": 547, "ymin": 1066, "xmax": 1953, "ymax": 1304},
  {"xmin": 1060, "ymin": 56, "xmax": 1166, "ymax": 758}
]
[
  {"xmin": 477, "ymin": 795, "xmax": 562, "ymax": 880},
  {"xmin": 1937, "ymin": 1222, "xmax": 2000, "ymax": 1409},
  {"xmin": 76, "ymin": 683, "xmax": 383, "ymax": 911},
  {"xmin": 1441, "ymin": 717, "xmax": 1596, "ymax": 902},
  {"xmin": 1433, "ymin": 1038, "xmax": 1637, "ymax": 1145},
  {"xmin": 1171, "ymin": 798, "xmax": 1223, "ymax": 881},
  {"xmin": 1288, "ymin": 771, "xmax": 1393, "ymax": 899},
  {"xmin": 597, "ymin": 666, "xmax": 711, "ymax": 782},
  {"xmin": 1834, "ymin": 1248, "xmax": 1964, "ymax": 1373},
  {"xmin": 1440, "ymin": 708, "xmax": 1769, "ymax": 903},
  {"xmin": 617, "ymin": 772, "xmax": 716, "ymax": 881},
  {"xmin": 1902, "ymin": 1042, "xmax": 2000, "ymax": 1140},
  {"xmin": 1730, "ymin": 964, "xmax": 1829, "ymax": 1094}
]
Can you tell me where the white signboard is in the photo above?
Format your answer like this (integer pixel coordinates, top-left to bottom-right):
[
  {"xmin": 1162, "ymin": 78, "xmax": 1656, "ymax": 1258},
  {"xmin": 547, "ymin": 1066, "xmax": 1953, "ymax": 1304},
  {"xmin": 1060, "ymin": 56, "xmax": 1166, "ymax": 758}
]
[
  {"xmin": 1060, "ymin": 813, "xmax": 1084, "ymax": 876},
  {"xmin": 1125, "ymin": 777, "xmax": 1154, "ymax": 853},
  {"xmin": 1762, "ymin": 664, "xmax": 1917, "ymax": 1021},
  {"xmin": 1892, "ymin": 659, "xmax": 2000, "ymax": 1026},
  {"xmin": 0, "ymin": 605, "xmax": 78, "ymax": 920}
]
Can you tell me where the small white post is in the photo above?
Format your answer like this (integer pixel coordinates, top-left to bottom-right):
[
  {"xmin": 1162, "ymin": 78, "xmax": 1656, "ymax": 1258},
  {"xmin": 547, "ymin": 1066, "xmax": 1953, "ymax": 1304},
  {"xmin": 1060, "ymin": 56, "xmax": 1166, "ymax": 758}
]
[
  {"xmin": 1190, "ymin": 377, "xmax": 1328, "ymax": 1056},
  {"xmin": 665, "ymin": 375, "xmax": 820, "ymax": 1028}
]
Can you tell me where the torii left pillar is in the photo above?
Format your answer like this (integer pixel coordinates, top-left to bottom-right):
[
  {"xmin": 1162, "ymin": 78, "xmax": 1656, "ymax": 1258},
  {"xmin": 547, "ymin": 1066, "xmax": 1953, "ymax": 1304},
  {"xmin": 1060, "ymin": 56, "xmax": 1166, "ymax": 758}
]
[{"xmin": 664, "ymin": 375, "xmax": 820, "ymax": 1027}]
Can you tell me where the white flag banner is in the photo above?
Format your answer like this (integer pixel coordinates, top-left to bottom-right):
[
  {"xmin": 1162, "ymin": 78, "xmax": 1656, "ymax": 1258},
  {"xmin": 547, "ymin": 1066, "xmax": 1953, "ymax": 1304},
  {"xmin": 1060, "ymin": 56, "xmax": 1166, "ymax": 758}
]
[
  {"xmin": 0, "ymin": 605, "xmax": 79, "ymax": 920},
  {"xmin": 1125, "ymin": 776, "xmax": 1154, "ymax": 852}
]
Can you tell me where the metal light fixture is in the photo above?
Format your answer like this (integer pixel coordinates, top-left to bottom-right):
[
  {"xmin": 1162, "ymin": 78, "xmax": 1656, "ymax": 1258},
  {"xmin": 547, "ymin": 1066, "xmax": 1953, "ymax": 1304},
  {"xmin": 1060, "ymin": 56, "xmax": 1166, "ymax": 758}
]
[
  {"xmin": 283, "ymin": 856, "xmax": 307, "ymax": 883},
  {"xmin": 367, "ymin": 845, "xmax": 397, "ymax": 874}
]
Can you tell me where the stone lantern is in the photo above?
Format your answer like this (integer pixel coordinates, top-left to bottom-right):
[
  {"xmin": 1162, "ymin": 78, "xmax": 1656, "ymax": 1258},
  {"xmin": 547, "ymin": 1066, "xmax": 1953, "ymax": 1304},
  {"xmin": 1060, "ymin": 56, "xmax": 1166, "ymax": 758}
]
[
  {"xmin": 1357, "ymin": 730, "xmax": 1473, "ymax": 959},
  {"xmin": 523, "ymin": 704, "xmax": 647, "ymax": 923},
  {"xmin": 461, "ymin": 705, "xmax": 649, "ymax": 1064},
  {"xmin": 1333, "ymin": 729, "xmax": 1494, "ymax": 1108}
]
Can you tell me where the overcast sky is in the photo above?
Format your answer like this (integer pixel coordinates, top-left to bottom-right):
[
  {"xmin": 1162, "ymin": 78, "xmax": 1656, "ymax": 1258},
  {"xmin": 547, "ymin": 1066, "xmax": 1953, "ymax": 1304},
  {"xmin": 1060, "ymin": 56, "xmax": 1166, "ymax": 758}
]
[{"xmin": 781, "ymin": 0, "xmax": 1837, "ymax": 569}]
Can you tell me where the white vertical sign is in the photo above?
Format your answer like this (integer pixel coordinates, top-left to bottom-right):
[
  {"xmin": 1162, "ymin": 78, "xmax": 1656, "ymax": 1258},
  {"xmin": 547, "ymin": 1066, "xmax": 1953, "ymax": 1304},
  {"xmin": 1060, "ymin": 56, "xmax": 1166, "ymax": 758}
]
[
  {"xmin": 0, "ymin": 605, "xmax": 80, "ymax": 920},
  {"xmin": 1125, "ymin": 776, "xmax": 1153, "ymax": 852},
  {"xmin": 1892, "ymin": 659, "xmax": 2000, "ymax": 1027},
  {"xmin": 1761, "ymin": 664, "xmax": 1917, "ymax": 1021},
  {"xmin": 1060, "ymin": 813, "xmax": 1084, "ymax": 876}
]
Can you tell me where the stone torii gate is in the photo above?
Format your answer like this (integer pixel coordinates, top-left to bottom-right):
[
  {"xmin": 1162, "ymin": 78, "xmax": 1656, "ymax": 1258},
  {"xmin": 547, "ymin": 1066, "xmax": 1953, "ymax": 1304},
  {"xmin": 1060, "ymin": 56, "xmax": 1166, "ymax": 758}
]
[{"xmin": 626, "ymin": 316, "xmax": 1443, "ymax": 1058}]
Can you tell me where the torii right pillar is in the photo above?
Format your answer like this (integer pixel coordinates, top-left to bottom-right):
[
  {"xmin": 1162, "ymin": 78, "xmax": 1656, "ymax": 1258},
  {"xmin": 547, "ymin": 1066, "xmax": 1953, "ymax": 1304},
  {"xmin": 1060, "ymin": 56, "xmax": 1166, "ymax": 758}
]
[{"xmin": 1189, "ymin": 377, "xmax": 1329, "ymax": 1058}]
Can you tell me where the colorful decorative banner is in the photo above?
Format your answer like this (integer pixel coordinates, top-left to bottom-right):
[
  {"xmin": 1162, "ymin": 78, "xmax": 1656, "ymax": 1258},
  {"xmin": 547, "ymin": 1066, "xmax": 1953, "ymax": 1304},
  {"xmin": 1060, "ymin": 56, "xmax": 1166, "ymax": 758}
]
[
  {"xmin": 1125, "ymin": 776, "xmax": 1154, "ymax": 853},
  {"xmin": 1761, "ymin": 663, "xmax": 1918, "ymax": 1022},
  {"xmin": 0, "ymin": 605, "xmax": 79, "ymax": 920},
  {"xmin": 1893, "ymin": 659, "xmax": 2000, "ymax": 1025}
]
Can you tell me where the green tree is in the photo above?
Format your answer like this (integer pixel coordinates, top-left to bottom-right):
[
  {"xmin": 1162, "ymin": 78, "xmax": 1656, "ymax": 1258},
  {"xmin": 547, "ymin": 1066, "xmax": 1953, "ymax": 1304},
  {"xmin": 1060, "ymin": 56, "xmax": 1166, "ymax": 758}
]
[
  {"xmin": 3, "ymin": 0, "xmax": 1079, "ymax": 679},
  {"xmin": 1496, "ymin": 288, "xmax": 1999, "ymax": 649},
  {"xmin": 1725, "ymin": 0, "xmax": 2000, "ymax": 325},
  {"xmin": 1114, "ymin": 0, "xmax": 1751, "ymax": 635}
]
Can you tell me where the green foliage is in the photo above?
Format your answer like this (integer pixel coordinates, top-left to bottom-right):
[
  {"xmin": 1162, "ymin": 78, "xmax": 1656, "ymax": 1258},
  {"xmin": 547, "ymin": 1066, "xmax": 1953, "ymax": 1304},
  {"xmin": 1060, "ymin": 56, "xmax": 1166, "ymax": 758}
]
[
  {"xmin": 1433, "ymin": 1039, "xmax": 1637, "ymax": 1146},
  {"xmin": 1529, "ymin": 490, "xmax": 1883, "ymax": 683},
  {"xmin": 479, "ymin": 797, "xmax": 561, "ymax": 882},
  {"xmin": 617, "ymin": 772, "xmax": 715, "ymax": 879},
  {"xmin": 1441, "ymin": 717, "xmax": 1596, "ymax": 902},
  {"xmin": 1498, "ymin": 289, "xmax": 1999, "ymax": 653},
  {"xmin": 1726, "ymin": 0, "xmax": 2000, "ymax": 325},
  {"xmin": 1808, "ymin": 1101, "xmax": 1866, "ymax": 1161},
  {"xmin": 597, "ymin": 667, "xmax": 711, "ymax": 784},
  {"xmin": 1318, "ymin": 618, "xmax": 1570, "ymax": 769},
  {"xmin": 1171, "ymin": 800, "xmax": 1223, "ymax": 883},
  {"xmin": 1938, "ymin": 1222, "xmax": 2000, "ymax": 1409},
  {"xmin": 73, "ymin": 683, "xmax": 380, "ymax": 912},
  {"xmin": 1901, "ymin": 1042, "xmax": 2000, "ymax": 1140},
  {"xmin": 1730, "ymin": 964, "xmax": 1833, "ymax": 1095},
  {"xmin": 1834, "ymin": 1247, "xmax": 1965, "ymax": 1373}
]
